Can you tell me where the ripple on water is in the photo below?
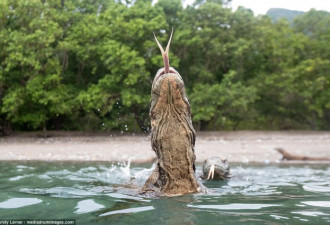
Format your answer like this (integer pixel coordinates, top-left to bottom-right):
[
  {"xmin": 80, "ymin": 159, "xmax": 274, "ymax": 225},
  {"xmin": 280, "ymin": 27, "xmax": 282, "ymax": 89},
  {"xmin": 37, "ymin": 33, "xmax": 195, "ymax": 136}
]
[
  {"xmin": 270, "ymin": 214, "xmax": 289, "ymax": 220},
  {"xmin": 187, "ymin": 203, "xmax": 281, "ymax": 210},
  {"xmin": 19, "ymin": 187, "xmax": 97, "ymax": 198},
  {"xmin": 2, "ymin": 162, "xmax": 330, "ymax": 224},
  {"xmin": 107, "ymin": 193, "xmax": 150, "ymax": 202},
  {"xmin": 75, "ymin": 199, "xmax": 105, "ymax": 214},
  {"xmin": 292, "ymin": 211, "xmax": 330, "ymax": 217},
  {"xmin": 16, "ymin": 165, "xmax": 35, "ymax": 171},
  {"xmin": 302, "ymin": 201, "xmax": 330, "ymax": 208},
  {"xmin": 9, "ymin": 175, "xmax": 33, "ymax": 181},
  {"xmin": 303, "ymin": 183, "xmax": 330, "ymax": 193},
  {"xmin": 98, "ymin": 206, "xmax": 154, "ymax": 217},
  {"xmin": 0, "ymin": 198, "xmax": 42, "ymax": 209}
]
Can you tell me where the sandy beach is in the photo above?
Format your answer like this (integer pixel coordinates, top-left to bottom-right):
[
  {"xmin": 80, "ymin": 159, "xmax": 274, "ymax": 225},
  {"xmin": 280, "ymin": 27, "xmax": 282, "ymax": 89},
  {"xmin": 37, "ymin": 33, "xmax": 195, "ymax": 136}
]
[{"xmin": 0, "ymin": 131, "xmax": 329, "ymax": 164}]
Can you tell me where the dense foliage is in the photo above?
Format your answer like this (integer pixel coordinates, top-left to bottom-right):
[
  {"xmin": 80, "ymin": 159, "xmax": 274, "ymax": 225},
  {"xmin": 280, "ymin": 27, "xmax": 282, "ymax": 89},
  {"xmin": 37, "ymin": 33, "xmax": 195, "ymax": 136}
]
[{"xmin": 0, "ymin": 0, "xmax": 329, "ymax": 134}]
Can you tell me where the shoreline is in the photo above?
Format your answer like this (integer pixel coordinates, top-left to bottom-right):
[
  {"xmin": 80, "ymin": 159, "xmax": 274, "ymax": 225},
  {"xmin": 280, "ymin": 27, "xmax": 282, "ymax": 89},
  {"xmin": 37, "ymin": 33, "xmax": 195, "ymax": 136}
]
[{"xmin": 0, "ymin": 131, "xmax": 330, "ymax": 164}]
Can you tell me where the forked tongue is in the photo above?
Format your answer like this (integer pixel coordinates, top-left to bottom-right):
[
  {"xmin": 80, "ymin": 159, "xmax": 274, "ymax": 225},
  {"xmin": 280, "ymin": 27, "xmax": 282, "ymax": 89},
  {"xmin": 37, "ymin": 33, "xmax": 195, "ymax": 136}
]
[{"xmin": 154, "ymin": 28, "xmax": 173, "ymax": 74}]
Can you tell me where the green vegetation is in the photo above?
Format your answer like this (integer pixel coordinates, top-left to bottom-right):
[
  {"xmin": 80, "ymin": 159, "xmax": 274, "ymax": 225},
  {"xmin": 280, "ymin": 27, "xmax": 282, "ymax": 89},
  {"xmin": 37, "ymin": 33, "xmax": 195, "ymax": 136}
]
[
  {"xmin": 0, "ymin": 0, "xmax": 329, "ymax": 134},
  {"xmin": 267, "ymin": 8, "xmax": 305, "ymax": 23}
]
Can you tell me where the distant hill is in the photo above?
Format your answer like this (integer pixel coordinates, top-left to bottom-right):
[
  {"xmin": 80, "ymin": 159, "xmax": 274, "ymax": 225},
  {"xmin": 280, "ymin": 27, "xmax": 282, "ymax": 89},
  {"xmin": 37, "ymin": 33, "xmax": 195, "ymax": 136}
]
[{"xmin": 267, "ymin": 8, "xmax": 305, "ymax": 23}]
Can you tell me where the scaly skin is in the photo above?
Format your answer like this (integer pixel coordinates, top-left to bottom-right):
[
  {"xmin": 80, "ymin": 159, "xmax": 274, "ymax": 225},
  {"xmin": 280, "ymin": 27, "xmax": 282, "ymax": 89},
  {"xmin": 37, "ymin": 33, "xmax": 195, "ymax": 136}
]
[{"xmin": 142, "ymin": 30, "xmax": 203, "ymax": 196}]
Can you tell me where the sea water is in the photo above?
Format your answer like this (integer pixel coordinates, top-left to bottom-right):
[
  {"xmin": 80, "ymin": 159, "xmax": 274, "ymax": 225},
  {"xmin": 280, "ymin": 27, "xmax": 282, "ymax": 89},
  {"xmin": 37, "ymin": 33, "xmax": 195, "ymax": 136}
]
[{"xmin": 0, "ymin": 161, "xmax": 329, "ymax": 225}]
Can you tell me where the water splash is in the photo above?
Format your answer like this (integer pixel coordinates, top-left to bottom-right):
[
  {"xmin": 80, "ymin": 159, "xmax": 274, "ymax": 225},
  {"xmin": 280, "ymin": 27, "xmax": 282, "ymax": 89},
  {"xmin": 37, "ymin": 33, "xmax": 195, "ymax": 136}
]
[
  {"xmin": 105, "ymin": 159, "xmax": 155, "ymax": 188},
  {"xmin": 106, "ymin": 159, "xmax": 132, "ymax": 183},
  {"xmin": 119, "ymin": 159, "xmax": 131, "ymax": 177}
]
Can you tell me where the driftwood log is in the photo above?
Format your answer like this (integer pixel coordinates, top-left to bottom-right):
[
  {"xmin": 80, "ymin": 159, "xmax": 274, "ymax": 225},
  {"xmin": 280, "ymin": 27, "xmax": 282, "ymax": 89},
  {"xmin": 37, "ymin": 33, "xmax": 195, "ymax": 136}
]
[
  {"xmin": 142, "ymin": 29, "xmax": 203, "ymax": 196},
  {"xmin": 276, "ymin": 147, "xmax": 330, "ymax": 161}
]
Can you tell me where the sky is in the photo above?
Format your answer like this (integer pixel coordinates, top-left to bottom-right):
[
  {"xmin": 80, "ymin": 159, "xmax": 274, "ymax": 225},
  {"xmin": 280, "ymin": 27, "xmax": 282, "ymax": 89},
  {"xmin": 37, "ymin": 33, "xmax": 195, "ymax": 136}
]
[
  {"xmin": 229, "ymin": 0, "xmax": 330, "ymax": 15},
  {"xmin": 184, "ymin": 0, "xmax": 330, "ymax": 15}
]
